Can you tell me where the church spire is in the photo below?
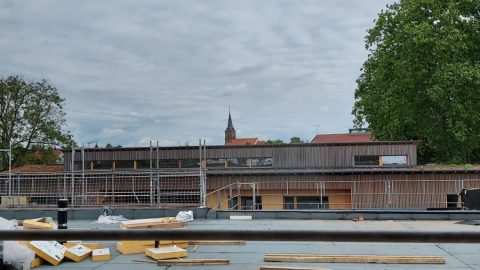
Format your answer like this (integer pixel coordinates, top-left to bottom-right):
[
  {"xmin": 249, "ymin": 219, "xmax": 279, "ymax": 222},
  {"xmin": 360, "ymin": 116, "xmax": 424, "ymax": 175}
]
[
  {"xmin": 225, "ymin": 107, "xmax": 236, "ymax": 144},
  {"xmin": 226, "ymin": 107, "xmax": 234, "ymax": 130}
]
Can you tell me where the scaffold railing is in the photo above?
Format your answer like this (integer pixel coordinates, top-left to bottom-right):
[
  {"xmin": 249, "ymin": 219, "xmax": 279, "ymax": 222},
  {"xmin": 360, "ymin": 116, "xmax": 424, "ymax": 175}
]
[{"xmin": 0, "ymin": 170, "xmax": 201, "ymax": 208}]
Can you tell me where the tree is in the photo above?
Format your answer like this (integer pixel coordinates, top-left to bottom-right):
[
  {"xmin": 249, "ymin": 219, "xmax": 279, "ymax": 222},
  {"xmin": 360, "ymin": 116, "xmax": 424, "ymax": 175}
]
[
  {"xmin": 289, "ymin": 137, "xmax": 304, "ymax": 144},
  {"xmin": 265, "ymin": 139, "xmax": 285, "ymax": 144},
  {"xmin": 18, "ymin": 145, "xmax": 62, "ymax": 165},
  {"xmin": 353, "ymin": 0, "xmax": 480, "ymax": 163},
  {"xmin": 0, "ymin": 75, "xmax": 74, "ymax": 170},
  {"xmin": 105, "ymin": 143, "xmax": 122, "ymax": 148}
]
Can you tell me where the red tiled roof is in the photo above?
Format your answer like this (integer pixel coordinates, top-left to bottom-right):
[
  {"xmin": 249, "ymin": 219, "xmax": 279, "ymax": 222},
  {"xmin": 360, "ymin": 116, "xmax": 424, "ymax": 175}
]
[
  {"xmin": 311, "ymin": 133, "xmax": 372, "ymax": 144},
  {"xmin": 53, "ymin": 149, "xmax": 63, "ymax": 158},
  {"xmin": 9, "ymin": 164, "xmax": 64, "ymax": 173},
  {"xmin": 226, "ymin": 138, "xmax": 262, "ymax": 146}
]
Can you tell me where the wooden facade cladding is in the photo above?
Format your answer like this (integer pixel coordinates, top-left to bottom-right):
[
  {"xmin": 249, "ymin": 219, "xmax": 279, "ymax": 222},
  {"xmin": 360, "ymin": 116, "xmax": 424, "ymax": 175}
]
[
  {"xmin": 205, "ymin": 172, "xmax": 480, "ymax": 209},
  {"xmin": 63, "ymin": 141, "xmax": 417, "ymax": 171}
]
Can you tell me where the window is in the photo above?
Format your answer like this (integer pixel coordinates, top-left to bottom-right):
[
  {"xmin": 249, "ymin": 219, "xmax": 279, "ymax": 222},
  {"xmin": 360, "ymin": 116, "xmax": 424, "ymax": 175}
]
[
  {"xmin": 136, "ymin": 159, "xmax": 178, "ymax": 169},
  {"xmin": 354, "ymin": 155, "xmax": 380, "ymax": 166},
  {"xmin": 206, "ymin": 159, "xmax": 226, "ymax": 168},
  {"xmin": 228, "ymin": 196, "xmax": 239, "ymax": 210},
  {"xmin": 158, "ymin": 159, "xmax": 179, "ymax": 168},
  {"xmin": 181, "ymin": 159, "xmax": 200, "ymax": 168},
  {"xmin": 296, "ymin": 196, "xmax": 328, "ymax": 210},
  {"xmin": 73, "ymin": 161, "xmax": 89, "ymax": 171},
  {"xmin": 284, "ymin": 196, "xmax": 295, "ymax": 209},
  {"xmin": 136, "ymin": 159, "xmax": 152, "ymax": 169},
  {"xmin": 115, "ymin": 160, "xmax": 134, "ymax": 170},
  {"xmin": 93, "ymin": 161, "xmax": 112, "ymax": 170},
  {"xmin": 251, "ymin": 157, "xmax": 273, "ymax": 167},
  {"xmin": 381, "ymin": 156, "xmax": 407, "ymax": 167},
  {"xmin": 240, "ymin": 196, "xmax": 262, "ymax": 210},
  {"xmin": 447, "ymin": 194, "xmax": 460, "ymax": 209},
  {"xmin": 227, "ymin": 158, "xmax": 249, "ymax": 167}
]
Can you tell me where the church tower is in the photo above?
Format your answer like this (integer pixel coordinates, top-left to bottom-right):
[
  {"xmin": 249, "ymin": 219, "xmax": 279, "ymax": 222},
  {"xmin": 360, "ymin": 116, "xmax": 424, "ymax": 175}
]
[{"xmin": 225, "ymin": 109, "xmax": 236, "ymax": 144}]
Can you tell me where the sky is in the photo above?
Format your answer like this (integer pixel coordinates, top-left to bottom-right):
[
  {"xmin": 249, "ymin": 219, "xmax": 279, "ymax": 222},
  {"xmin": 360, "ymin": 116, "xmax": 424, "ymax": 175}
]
[{"xmin": 0, "ymin": 0, "xmax": 393, "ymax": 147}]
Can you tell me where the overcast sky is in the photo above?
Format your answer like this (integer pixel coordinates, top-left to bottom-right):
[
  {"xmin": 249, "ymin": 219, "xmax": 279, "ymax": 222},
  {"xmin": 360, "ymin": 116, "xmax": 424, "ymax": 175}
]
[{"xmin": 0, "ymin": 1, "xmax": 393, "ymax": 147}]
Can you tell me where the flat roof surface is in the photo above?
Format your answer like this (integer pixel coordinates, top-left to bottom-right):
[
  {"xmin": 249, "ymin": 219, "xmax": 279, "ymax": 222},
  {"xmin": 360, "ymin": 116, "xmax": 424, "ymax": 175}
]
[{"xmin": 32, "ymin": 219, "xmax": 480, "ymax": 270}]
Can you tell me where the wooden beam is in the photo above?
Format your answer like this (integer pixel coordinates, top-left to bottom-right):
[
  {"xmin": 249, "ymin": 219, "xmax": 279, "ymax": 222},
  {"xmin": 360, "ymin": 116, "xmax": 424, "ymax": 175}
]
[
  {"xmin": 119, "ymin": 218, "xmax": 185, "ymax": 229},
  {"xmin": 188, "ymin": 240, "xmax": 246, "ymax": 245},
  {"xmin": 264, "ymin": 254, "xmax": 445, "ymax": 264},
  {"xmin": 259, "ymin": 266, "xmax": 331, "ymax": 270},
  {"xmin": 157, "ymin": 259, "xmax": 230, "ymax": 266}
]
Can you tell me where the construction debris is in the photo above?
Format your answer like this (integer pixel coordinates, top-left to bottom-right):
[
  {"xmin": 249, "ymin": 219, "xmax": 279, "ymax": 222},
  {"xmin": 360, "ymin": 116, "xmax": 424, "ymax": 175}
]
[
  {"xmin": 23, "ymin": 220, "xmax": 54, "ymax": 230},
  {"xmin": 132, "ymin": 259, "xmax": 157, "ymax": 264},
  {"xmin": 145, "ymin": 246, "xmax": 188, "ymax": 260},
  {"xmin": 352, "ymin": 216, "xmax": 365, "ymax": 222},
  {"xmin": 120, "ymin": 217, "xmax": 185, "ymax": 229},
  {"xmin": 30, "ymin": 257, "xmax": 46, "ymax": 269},
  {"xmin": 189, "ymin": 240, "xmax": 246, "ymax": 245},
  {"xmin": 116, "ymin": 240, "xmax": 188, "ymax": 255},
  {"xmin": 176, "ymin": 210, "xmax": 194, "ymax": 222},
  {"xmin": 92, "ymin": 248, "xmax": 111, "ymax": 261},
  {"xmin": 64, "ymin": 244, "xmax": 92, "ymax": 262},
  {"xmin": 259, "ymin": 266, "xmax": 330, "ymax": 270},
  {"xmin": 157, "ymin": 259, "xmax": 230, "ymax": 266},
  {"xmin": 23, "ymin": 217, "xmax": 56, "ymax": 229},
  {"xmin": 96, "ymin": 214, "xmax": 128, "ymax": 224},
  {"xmin": 264, "ymin": 254, "xmax": 445, "ymax": 264},
  {"xmin": 230, "ymin": 215, "xmax": 252, "ymax": 220},
  {"xmin": 28, "ymin": 241, "xmax": 66, "ymax": 266},
  {"xmin": 117, "ymin": 241, "xmax": 153, "ymax": 255},
  {"xmin": 64, "ymin": 241, "xmax": 103, "ymax": 249}
]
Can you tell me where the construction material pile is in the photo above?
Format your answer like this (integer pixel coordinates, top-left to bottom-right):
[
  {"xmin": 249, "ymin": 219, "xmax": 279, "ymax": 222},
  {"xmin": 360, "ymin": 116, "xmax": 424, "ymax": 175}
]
[
  {"xmin": 1, "ymin": 217, "xmax": 110, "ymax": 269},
  {"xmin": 117, "ymin": 217, "xmax": 189, "ymax": 259}
]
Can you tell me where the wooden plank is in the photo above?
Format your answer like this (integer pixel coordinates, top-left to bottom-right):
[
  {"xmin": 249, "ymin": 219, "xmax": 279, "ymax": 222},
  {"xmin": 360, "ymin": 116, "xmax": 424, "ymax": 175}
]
[
  {"xmin": 28, "ymin": 241, "xmax": 66, "ymax": 266},
  {"xmin": 146, "ymin": 246, "xmax": 188, "ymax": 260},
  {"xmin": 64, "ymin": 244, "xmax": 91, "ymax": 262},
  {"xmin": 117, "ymin": 241, "xmax": 152, "ymax": 254},
  {"xmin": 92, "ymin": 248, "xmax": 110, "ymax": 262},
  {"xmin": 23, "ymin": 220, "xmax": 54, "ymax": 230},
  {"xmin": 30, "ymin": 257, "xmax": 46, "ymax": 269},
  {"xmin": 132, "ymin": 259, "xmax": 157, "ymax": 264},
  {"xmin": 118, "ymin": 240, "xmax": 157, "ymax": 247},
  {"xmin": 264, "ymin": 254, "xmax": 445, "ymax": 264},
  {"xmin": 157, "ymin": 259, "xmax": 230, "ymax": 266},
  {"xmin": 230, "ymin": 215, "xmax": 252, "ymax": 220},
  {"xmin": 120, "ymin": 217, "xmax": 185, "ymax": 229},
  {"xmin": 188, "ymin": 240, "xmax": 246, "ymax": 245},
  {"xmin": 117, "ymin": 241, "xmax": 187, "ymax": 254},
  {"xmin": 64, "ymin": 241, "xmax": 103, "ymax": 250},
  {"xmin": 259, "ymin": 266, "xmax": 330, "ymax": 270}
]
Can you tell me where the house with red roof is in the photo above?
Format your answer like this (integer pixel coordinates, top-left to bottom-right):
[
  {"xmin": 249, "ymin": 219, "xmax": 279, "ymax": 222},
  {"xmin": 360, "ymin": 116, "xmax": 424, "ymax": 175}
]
[
  {"xmin": 224, "ymin": 111, "xmax": 265, "ymax": 146},
  {"xmin": 311, "ymin": 129, "xmax": 372, "ymax": 144}
]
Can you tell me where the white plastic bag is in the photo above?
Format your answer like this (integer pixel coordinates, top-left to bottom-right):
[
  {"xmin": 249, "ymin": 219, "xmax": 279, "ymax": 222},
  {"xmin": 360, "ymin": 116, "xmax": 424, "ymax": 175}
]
[
  {"xmin": 1, "ymin": 217, "xmax": 35, "ymax": 269},
  {"xmin": 176, "ymin": 210, "xmax": 194, "ymax": 222},
  {"xmin": 4, "ymin": 241, "xmax": 35, "ymax": 269},
  {"xmin": 95, "ymin": 214, "xmax": 128, "ymax": 224}
]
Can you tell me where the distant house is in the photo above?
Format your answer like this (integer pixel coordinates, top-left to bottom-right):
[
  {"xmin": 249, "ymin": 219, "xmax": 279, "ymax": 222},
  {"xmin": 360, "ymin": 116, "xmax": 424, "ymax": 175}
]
[
  {"xmin": 225, "ymin": 138, "xmax": 265, "ymax": 146},
  {"xmin": 311, "ymin": 129, "xmax": 372, "ymax": 144},
  {"xmin": 10, "ymin": 164, "xmax": 64, "ymax": 173}
]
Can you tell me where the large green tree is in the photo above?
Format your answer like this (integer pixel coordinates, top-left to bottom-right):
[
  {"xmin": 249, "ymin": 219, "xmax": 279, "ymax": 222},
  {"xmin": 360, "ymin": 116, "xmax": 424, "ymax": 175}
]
[
  {"xmin": 0, "ymin": 75, "xmax": 74, "ymax": 170},
  {"xmin": 353, "ymin": 0, "xmax": 480, "ymax": 163}
]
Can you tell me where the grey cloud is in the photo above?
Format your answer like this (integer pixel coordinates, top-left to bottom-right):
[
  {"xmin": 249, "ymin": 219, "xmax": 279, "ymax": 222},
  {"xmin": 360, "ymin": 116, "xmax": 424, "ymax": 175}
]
[{"xmin": 0, "ymin": 0, "xmax": 394, "ymax": 146}]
